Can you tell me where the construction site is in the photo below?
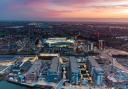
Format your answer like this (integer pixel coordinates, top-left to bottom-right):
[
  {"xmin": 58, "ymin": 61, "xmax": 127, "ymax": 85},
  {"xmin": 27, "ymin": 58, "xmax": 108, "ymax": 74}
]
[{"xmin": 0, "ymin": 37, "xmax": 128, "ymax": 89}]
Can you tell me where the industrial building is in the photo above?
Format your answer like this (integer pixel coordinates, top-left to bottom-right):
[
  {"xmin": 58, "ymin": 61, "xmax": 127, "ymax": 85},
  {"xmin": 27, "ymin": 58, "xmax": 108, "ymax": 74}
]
[
  {"xmin": 69, "ymin": 57, "xmax": 81, "ymax": 84},
  {"xmin": 10, "ymin": 59, "xmax": 23, "ymax": 74},
  {"xmin": 87, "ymin": 56, "xmax": 104, "ymax": 86},
  {"xmin": 47, "ymin": 57, "xmax": 62, "ymax": 82},
  {"xmin": 87, "ymin": 42, "xmax": 94, "ymax": 51},
  {"xmin": 25, "ymin": 60, "xmax": 42, "ymax": 83},
  {"xmin": 20, "ymin": 61, "xmax": 32, "ymax": 73}
]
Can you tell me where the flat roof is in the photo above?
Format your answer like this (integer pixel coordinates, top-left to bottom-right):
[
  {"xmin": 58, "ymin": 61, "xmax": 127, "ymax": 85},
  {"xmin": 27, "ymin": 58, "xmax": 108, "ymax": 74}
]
[
  {"xmin": 70, "ymin": 57, "xmax": 80, "ymax": 73},
  {"xmin": 27, "ymin": 60, "xmax": 42, "ymax": 74},
  {"xmin": 88, "ymin": 56, "xmax": 103, "ymax": 72},
  {"xmin": 49, "ymin": 57, "xmax": 59, "ymax": 73}
]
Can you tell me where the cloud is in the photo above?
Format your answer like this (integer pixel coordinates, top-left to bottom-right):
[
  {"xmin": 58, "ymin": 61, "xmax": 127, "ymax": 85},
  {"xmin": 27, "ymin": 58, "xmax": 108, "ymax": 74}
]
[{"xmin": 0, "ymin": 0, "xmax": 128, "ymax": 21}]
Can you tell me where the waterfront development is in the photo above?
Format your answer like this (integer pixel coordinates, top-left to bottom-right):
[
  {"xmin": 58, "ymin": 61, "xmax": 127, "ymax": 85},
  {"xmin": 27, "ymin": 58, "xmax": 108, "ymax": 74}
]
[
  {"xmin": 0, "ymin": 22, "xmax": 128, "ymax": 89},
  {"xmin": 1, "ymin": 0, "xmax": 128, "ymax": 88}
]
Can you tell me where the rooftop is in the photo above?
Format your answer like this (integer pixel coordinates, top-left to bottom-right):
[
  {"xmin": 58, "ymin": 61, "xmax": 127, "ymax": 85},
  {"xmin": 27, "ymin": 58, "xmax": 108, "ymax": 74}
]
[
  {"xmin": 49, "ymin": 57, "xmax": 59, "ymax": 73},
  {"xmin": 70, "ymin": 57, "xmax": 80, "ymax": 73},
  {"xmin": 27, "ymin": 60, "xmax": 42, "ymax": 74},
  {"xmin": 88, "ymin": 56, "xmax": 104, "ymax": 72},
  {"xmin": 44, "ymin": 37, "xmax": 75, "ymax": 45}
]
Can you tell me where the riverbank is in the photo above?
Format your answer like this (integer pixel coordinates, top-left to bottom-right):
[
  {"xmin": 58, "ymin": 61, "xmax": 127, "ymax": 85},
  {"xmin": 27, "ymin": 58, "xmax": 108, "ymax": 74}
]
[
  {"xmin": 0, "ymin": 80, "xmax": 49, "ymax": 89},
  {"xmin": 7, "ymin": 79, "xmax": 54, "ymax": 89},
  {"xmin": 0, "ymin": 81, "xmax": 28, "ymax": 89}
]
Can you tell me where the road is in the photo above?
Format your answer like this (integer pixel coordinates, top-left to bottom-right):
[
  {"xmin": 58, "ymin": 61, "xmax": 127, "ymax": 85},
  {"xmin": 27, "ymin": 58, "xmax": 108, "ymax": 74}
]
[
  {"xmin": 100, "ymin": 48, "xmax": 128, "ymax": 74},
  {"xmin": 55, "ymin": 79, "xmax": 66, "ymax": 89}
]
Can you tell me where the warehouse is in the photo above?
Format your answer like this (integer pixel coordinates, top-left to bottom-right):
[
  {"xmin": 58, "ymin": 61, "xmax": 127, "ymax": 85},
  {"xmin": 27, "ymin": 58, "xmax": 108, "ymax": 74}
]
[
  {"xmin": 47, "ymin": 57, "xmax": 62, "ymax": 82},
  {"xmin": 69, "ymin": 57, "xmax": 81, "ymax": 84},
  {"xmin": 87, "ymin": 56, "xmax": 104, "ymax": 86},
  {"xmin": 25, "ymin": 60, "xmax": 42, "ymax": 83}
]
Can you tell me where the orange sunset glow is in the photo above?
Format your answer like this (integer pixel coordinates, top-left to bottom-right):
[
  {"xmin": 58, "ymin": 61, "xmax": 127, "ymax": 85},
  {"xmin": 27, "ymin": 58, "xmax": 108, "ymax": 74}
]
[{"xmin": 0, "ymin": 0, "xmax": 128, "ymax": 21}]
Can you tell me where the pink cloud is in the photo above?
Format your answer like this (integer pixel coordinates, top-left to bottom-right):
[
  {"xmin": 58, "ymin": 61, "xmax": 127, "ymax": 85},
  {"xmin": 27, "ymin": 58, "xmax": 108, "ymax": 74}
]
[{"xmin": 1, "ymin": 0, "xmax": 128, "ymax": 21}]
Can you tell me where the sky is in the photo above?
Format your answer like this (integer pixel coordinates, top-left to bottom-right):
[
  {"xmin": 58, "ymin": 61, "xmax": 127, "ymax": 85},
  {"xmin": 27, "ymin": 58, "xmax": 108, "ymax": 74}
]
[{"xmin": 0, "ymin": 0, "xmax": 128, "ymax": 22}]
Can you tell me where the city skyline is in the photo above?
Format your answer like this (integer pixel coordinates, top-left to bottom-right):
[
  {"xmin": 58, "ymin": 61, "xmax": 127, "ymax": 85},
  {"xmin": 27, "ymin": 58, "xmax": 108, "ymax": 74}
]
[{"xmin": 0, "ymin": 0, "xmax": 128, "ymax": 22}]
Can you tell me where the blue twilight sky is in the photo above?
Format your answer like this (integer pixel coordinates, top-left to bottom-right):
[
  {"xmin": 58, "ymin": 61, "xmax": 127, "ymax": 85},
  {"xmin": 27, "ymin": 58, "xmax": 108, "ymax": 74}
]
[{"xmin": 0, "ymin": 0, "xmax": 128, "ymax": 21}]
